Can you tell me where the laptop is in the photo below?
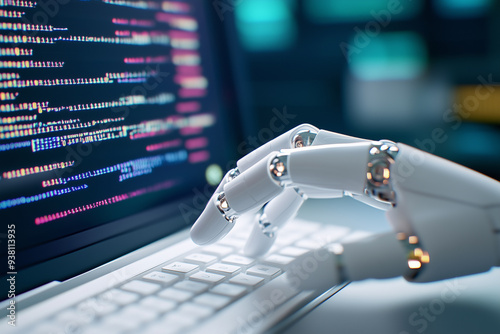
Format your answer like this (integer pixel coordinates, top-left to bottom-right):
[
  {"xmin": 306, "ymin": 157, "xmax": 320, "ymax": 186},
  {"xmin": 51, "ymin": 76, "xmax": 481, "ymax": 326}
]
[{"xmin": 0, "ymin": 1, "xmax": 356, "ymax": 333}]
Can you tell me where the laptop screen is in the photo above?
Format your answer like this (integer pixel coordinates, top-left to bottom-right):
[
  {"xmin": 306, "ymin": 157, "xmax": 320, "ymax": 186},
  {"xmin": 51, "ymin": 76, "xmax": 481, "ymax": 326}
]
[{"xmin": 0, "ymin": 0, "xmax": 243, "ymax": 291}]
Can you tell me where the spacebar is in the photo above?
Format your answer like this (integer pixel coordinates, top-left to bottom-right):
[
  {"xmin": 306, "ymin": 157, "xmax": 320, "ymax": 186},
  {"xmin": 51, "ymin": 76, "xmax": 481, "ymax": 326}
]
[{"xmin": 191, "ymin": 274, "xmax": 312, "ymax": 334}]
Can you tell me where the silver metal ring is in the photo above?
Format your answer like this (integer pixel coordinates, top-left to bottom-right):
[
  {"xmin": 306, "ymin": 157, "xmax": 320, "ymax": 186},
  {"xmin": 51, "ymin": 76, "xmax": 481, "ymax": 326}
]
[
  {"xmin": 292, "ymin": 129, "xmax": 318, "ymax": 148},
  {"xmin": 269, "ymin": 153, "xmax": 291, "ymax": 186},
  {"xmin": 364, "ymin": 140, "xmax": 399, "ymax": 205},
  {"xmin": 258, "ymin": 213, "xmax": 276, "ymax": 238},
  {"xmin": 227, "ymin": 168, "xmax": 240, "ymax": 182},
  {"xmin": 215, "ymin": 192, "xmax": 238, "ymax": 223}
]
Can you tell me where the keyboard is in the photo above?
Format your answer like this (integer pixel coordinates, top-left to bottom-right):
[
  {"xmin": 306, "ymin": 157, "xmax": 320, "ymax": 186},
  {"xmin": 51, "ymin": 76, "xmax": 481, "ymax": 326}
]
[{"xmin": 12, "ymin": 219, "xmax": 357, "ymax": 334}]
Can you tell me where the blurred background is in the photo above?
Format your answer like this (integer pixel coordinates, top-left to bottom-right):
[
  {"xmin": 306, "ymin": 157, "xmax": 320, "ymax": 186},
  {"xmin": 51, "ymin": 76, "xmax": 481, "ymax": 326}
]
[{"xmin": 229, "ymin": 0, "xmax": 500, "ymax": 181}]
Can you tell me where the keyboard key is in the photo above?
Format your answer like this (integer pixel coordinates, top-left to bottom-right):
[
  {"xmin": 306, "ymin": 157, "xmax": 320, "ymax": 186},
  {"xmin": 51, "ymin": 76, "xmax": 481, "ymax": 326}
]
[
  {"xmin": 143, "ymin": 323, "xmax": 186, "ymax": 334},
  {"xmin": 162, "ymin": 261, "xmax": 199, "ymax": 276},
  {"xmin": 295, "ymin": 238, "xmax": 327, "ymax": 250},
  {"xmin": 229, "ymin": 274, "xmax": 264, "ymax": 287},
  {"xmin": 178, "ymin": 302, "xmax": 215, "ymax": 318},
  {"xmin": 102, "ymin": 289, "xmax": 139, "ymax": 306},
  {"xmin": 189, "ymin": 271, "xmax": 225, "ymax": 284},
  {"xmin": 158, "ymin": 287, "xmax": 193, "ymax": 302},
  {"xmin": 309, "ymin": 226, "xmax": 350, "ymax": 243},
  {"xmin": 202, "ymin": 244, "xmax": 233, "ymax": 257},
  {"xmin": 288, "ymin": 220, "xmax": 321, "ymax": 233},
  {"xmin": 247, "ymin": 265, "xmax": 281, "ymax": 279},
  {"xmin": 56, "ymin": 309, "xmax": 93, "ymax": 326},
  {"xmin": 221, "ymin": 254, "xmax": 255, "ymax": 266},
  {"xmin": 102, "ymin": 313, "xmax": 144, "ymax": 330},
  {"xmin": 206, "ymin": 263, "xmax": 241, "ymax": 276},
  {"xmin": 274, "ymin": 232, "xmax": 302, "ymax": 246},
  {"xmin": 143, "ymin": 271, "xmax": 179, "ymax": 285},
  {"xmin": 140, "ymin": 296, "xmax": 176, "ymax": 313},
  {"xmin": 121, "ymin": 280, "xmax": 161, "ymax": 295},
  {"xmin": 77, "ymin": 298, "xmax": 117, "ymax": 317},
  {"xmin": 211, "ymin": 283, "xmax": 247, "ymax": 298},
  {"xmin": 194, "ymin": 293, "xmax": 232, "ymax": 310},
  {"xmin": 174, "ymin": 280, "xmax": 209, "ymax": 294},
  {"xmin": 268, "ymin": 245, "xmax": 280, "ymax": 254},
  {"xmin": 184, "ymin": 253, "xmax": 217, "ymax": 265},
  {"xmin": 34, "ymin": 323, "xmax": 65, "ymax": 334},
  {"xmin": 81, "ymin": 324, "xmax": 123, "ymax": 334},
  {"xmin": 120, "ymin": 305, "xmax": 158, "ymax": 322},
  {"xmin": 162, "ymin": 311, "xmax": 200, "ymax": 326},
  {"xmin": 52, "ymin": 322, "xmax": 82, "ymax": 334},
  {"xmin": 279, "ymin": 246, "xmax": 310, "ymax": 257},
  {"xmin": 263, "ymin": 254, "xmax": 295, "ymax": 266}
]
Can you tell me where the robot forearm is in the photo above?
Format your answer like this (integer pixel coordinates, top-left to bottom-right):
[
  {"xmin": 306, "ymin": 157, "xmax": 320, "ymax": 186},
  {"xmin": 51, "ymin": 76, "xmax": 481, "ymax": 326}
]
[{"xmin": 190, "ymin": 124, "xmax": 500, "ymax": 285}]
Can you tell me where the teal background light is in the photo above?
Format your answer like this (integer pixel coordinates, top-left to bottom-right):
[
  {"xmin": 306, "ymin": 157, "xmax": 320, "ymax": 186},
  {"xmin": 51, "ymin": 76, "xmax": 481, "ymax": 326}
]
[
  {"xmin": 304, "ymin": 0, "xmax": 423, "ymax": 23},
  {"xmin": 235, "ymin": 0, "xmax": 297, "ymax": 51},
  {"xmin": 349, "ymin": 32, "xmax": 427, "ymax": 81},
  {"xmin": 434, "ymin": 0, "xmax": 492, "ymax": 18},
  {"xmin": 226, "ymin": 0, "xmax": 500, "ymax": 181}
]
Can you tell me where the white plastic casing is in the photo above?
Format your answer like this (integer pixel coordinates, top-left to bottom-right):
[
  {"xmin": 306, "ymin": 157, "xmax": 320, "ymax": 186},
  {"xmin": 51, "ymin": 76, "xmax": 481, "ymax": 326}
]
[
  {"xmin": 260, "ymin": 187, "xmax": 305, "ymax": 230},
  {"xmin": 342, "ymin": 232, "xmax": 408, "ymax": 281},
  {"xmin": 244, "ymin": 188, "xmax": 305, "ymax": 257},
  {"xmin": 287, "ymin": 142, "xmax": 372, "ymax": 195},
  {"xmin": 392, "ymin": 144, "xmax": 500, "ymax": 207},
  {"xmin": 190, "ymin": 193, "xmax": 234, "ymax": 245},
  {"xmin": 190, "ymin": 175, "xmax": 232, "ymax": 245},
  {"xmin": 489, "ymin": 206, "xmax": 500, "ymax": 266},
  {"xmin": 295, "ymin": 232, "xmax": 408, "ymax": 291},
  {"xmin": 244, "ymin": 220, "xmax": 276, "ymax": 258},
  {"xmin": 237, "ymin": 124, "xmax": 319, "ymax": 172},
  {"xmin": 224, "ymin": 152, "xmax": 284, "ymax": 213},
  {"xmin": 388, "ymin": 144, "xmax": 500, "ymax": 282},
  {"xmin": 311, "ymin": 130, "xmax": 368, "ymax": 146}
]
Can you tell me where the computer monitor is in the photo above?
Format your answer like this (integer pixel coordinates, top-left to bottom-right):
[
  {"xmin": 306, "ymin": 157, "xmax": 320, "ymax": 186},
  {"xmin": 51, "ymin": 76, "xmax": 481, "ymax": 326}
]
[{"xmin": 0, "ymin": 0, "xmax": 246, "ymax": 294}]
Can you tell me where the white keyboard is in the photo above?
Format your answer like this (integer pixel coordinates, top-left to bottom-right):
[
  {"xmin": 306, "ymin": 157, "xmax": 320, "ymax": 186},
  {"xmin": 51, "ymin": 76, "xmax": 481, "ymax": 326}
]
[{"xmin": 17, "ymin": 220, "xmax": 354, "ymax": 334}]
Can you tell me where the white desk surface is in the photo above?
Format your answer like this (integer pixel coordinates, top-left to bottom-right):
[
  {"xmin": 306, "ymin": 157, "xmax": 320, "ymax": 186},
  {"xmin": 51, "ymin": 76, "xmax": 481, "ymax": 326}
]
[{"xmin": 284, "ymin": 198, "xmax": 500, "ymax": 334}]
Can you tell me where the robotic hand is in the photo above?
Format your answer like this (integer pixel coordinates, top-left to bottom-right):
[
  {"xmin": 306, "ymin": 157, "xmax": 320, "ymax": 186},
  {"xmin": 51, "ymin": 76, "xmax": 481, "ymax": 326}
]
[{"xmin": 190, "ymin": 124, "xmax": 500, "ymax": 286}]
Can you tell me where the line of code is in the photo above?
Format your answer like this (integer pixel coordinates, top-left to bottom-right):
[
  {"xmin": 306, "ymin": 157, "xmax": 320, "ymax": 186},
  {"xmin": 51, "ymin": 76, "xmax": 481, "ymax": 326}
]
[{"xmin": 0, "ymin": 0, "xmax": 218, "ymax": 248}]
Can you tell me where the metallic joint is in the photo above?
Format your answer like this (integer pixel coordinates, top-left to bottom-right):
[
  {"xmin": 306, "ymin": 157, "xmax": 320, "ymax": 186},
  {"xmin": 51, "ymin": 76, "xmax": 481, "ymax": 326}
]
[
  {"xmin": 269, "ymin": 153, "xmax": 291, "ymax": 185},
  {"xmin": 292, "ymin": 129, "xmax": 318, "ymax": 148},
  {"xmin": 227, "ymin": 168, "xmax": 240, "ymax": 182},
  {"xmin": 258, "ymin": 213, "xmax": 276, "ymax": 238},
  {"xmin": 293, "ymin": 186, "xmax": 307, "ymax": 200},
  {"xmin": 364, "ymin": 140, "xmax": 399, "ymax": 205},
  {"xmin": 215, "ymin": 192, "xmax": 238, "ymax": 223},
  {"xmin": 396, "ymin": 232, "xmax": 431, "ymax": 280}
]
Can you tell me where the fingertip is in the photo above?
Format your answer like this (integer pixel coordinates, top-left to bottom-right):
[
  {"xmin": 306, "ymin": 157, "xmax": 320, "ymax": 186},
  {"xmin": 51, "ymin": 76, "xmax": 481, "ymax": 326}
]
[
  {"xmin": 243, "ymin": 221, "xmax": 276, "ymax": 257},
  {"xmin": 190, "ymin": 200, "xmax": 234, "ymax": 245}
]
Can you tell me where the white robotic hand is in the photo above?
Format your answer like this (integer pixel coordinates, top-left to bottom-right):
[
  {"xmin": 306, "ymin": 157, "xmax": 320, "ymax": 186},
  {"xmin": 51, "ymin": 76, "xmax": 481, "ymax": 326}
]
[{"xmin": 190, "ymin": 124, "xmax": 500, "ymax": 285}]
